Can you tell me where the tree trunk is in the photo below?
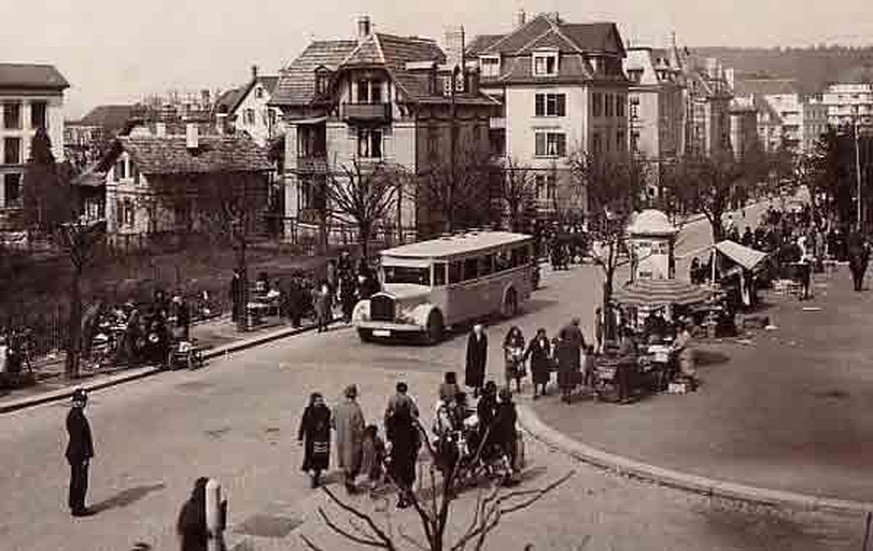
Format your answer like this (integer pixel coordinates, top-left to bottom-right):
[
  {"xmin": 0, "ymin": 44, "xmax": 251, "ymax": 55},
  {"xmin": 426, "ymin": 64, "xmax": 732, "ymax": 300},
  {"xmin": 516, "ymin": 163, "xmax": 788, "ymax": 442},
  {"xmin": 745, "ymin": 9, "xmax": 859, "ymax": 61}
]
[
  {"xmin": 65, "ymin": 267, "xmax": 82, "ymax": 379},
  {"xmin": 359, "ymin": 222, "xmax": 370, "ymax": 262},
  {"xmin": 236, "ymin": 238, "xmax": 249, "ymax": 332}
]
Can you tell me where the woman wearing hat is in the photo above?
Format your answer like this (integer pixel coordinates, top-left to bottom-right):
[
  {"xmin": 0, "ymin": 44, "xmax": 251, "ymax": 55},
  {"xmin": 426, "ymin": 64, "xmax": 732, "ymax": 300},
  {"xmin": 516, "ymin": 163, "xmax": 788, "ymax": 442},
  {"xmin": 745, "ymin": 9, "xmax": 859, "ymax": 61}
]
[
  {"xmin": 65, "ymin": 388, "xmax": 95, "ymax": 516},
  {"xmin": 298, "ymin": 392, "xmax": 331, "ymax": 488},
  {"xmin": 332, "ymin": 385, "xmax": 365, "ymax": 493}
]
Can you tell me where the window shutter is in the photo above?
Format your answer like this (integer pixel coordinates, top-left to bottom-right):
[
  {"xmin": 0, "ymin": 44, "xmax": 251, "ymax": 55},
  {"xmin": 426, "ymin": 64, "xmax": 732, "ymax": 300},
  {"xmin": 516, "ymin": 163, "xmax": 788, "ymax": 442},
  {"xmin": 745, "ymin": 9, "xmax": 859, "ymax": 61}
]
[
  {"xmin": 535, "ymin": 94, "xmax": 544, "ymax": 116},
  {"xmin": 535, "ymin": 133, "xmax": 545, "ymax": 156},
  {"xmin": 557, "ymin": 94, "xmax": 566, "ymax": 117},
  {"xmin": 557, "ymin": 134, "xmax": 566, "ymax": 157}
]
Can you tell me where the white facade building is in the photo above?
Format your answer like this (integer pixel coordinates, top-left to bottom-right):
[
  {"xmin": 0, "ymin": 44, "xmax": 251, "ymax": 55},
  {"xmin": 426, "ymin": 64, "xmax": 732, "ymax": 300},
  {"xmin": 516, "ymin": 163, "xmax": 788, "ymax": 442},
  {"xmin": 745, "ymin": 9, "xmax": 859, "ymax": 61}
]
[{"xmin": 821, "ymin": 82, "xmax": 873, "ymax": 129}]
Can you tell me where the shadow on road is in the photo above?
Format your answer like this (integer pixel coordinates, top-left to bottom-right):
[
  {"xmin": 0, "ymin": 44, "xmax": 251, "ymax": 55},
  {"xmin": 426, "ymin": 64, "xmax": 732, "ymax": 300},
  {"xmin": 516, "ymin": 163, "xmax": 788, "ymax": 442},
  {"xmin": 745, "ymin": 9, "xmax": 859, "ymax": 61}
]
[{"xmin": 91, "ymin": 482, "xmax": 166, "ymax": 513}]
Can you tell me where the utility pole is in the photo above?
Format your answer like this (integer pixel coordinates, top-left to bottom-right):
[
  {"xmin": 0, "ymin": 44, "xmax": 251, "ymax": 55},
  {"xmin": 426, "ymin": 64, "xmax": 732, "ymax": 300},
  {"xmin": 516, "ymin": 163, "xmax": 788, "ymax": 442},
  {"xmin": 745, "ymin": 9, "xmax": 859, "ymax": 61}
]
[{"xmin": 854, "ymin": 106, "xmax": 863, "ymax": 231}]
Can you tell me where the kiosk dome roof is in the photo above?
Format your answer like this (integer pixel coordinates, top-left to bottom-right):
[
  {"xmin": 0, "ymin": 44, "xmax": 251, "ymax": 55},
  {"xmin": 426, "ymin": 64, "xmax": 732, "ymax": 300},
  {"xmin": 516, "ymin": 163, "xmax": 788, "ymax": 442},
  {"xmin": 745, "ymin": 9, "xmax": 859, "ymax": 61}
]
[{"xmin": 628, "ymin": 209, "xmax": 676, "ymax": 236}]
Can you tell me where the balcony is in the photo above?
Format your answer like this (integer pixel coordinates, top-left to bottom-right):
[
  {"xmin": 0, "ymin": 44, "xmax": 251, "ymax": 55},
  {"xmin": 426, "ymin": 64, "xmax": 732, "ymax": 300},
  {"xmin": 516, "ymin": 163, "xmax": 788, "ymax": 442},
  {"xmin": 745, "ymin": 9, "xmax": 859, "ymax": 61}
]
[
  {"xmin": 295, "ymin": 155, "xmax": 328, "ymax": 173},
  {"xmin": 489, "ymin": 117, "xmax": 506, "ymax": 129},
  {"xmin": 340, "ymin": 102, "xmax": 391, "ymax": 123}
]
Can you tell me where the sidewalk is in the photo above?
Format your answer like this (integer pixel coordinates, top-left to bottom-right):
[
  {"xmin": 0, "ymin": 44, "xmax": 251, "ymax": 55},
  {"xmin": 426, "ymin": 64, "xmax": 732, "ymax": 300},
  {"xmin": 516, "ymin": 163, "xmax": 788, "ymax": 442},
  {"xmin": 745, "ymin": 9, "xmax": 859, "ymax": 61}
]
[
  {"xmin": 0, "ymin": 312, "xmax": 338, "ymax": 414},
  {"xmin": 527, "ymin": 265, "xmax": 873, "ymax": 504}
]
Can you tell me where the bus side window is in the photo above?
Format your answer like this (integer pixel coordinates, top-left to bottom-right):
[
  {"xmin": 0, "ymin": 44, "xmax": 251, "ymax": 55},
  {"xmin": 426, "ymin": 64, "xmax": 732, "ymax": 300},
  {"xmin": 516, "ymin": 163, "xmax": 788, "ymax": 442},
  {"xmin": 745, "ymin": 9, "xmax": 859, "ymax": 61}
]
[
  {"xmin": 479, "ymin": 254, "xmax": 494, "ymax": 276},
  {"xmin": 511, "ymin": 246, "xmax": 530, "ymax": 267},
  {"xmin": 463, "ymin": 257, "xmax": 479, "ymax": 281},
  {"xmin": 448, "ymin": 261, "xmax": 463, "ymax": 284},
  {"xmin": 433, "ymin": 262, "xmax": 447, "ymax": 286},
  {"xmin": 495, "ymin": 250, "xmax": 511, "ymax": 272}
]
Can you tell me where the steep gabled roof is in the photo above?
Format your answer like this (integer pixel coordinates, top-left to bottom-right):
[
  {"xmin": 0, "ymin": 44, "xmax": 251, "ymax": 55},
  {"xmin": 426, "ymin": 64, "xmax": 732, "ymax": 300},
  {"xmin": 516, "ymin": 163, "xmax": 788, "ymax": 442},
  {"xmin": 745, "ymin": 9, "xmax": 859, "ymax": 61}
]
[
  {"xmin": 0, "ymin": 63, "xmax": 69, "ymax": 90},
  {"xmin": 271, "ymin": 40, "xmax": 359, "ymax": 106},
  {"xmin": 74, "ymin": 105, "xmax": 138, "ymax": 132},
  {"xmin": 471, "ymin": 15, "xmax": 623, "ymax": 56},
  {"xmin": 227, "ymin": 74, "xmax": 282, "ymax": 113},
  {"xmin": 115, "ymin": 135, "xmax": 271, "ymax": 175},
  {"xmin": 215, "ymin": 87, "xmax": 244, "ymax": 113},
  {"xmin": 560, "ymin": 23, "xmax": 624, "ymax": 55},
  {"xmin": 466, "ymin": 35, "xmax": 504, "ymax": 56}
]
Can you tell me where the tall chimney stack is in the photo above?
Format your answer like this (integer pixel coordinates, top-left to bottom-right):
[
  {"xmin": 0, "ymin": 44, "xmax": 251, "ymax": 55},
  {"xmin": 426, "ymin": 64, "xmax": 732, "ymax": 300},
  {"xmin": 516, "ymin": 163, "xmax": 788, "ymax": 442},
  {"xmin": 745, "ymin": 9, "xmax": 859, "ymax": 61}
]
[
  {"xmin": 357, "ymin": 15, "xmax": 372, "ymax": 42},
  {"xmin": 251, "ymin": 64, "xmax": 258, "ymax": 80},
  {"xmin": 515, "ymin": 8, "xmax": 526, "ymax": 27}
]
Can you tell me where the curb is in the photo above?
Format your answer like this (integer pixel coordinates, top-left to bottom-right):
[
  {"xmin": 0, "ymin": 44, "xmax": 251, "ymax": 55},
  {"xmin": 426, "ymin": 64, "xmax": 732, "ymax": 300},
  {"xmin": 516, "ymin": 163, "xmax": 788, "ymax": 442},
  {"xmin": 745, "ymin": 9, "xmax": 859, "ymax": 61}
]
[
  {"xmin": 0, "ymin": 319, "xmax": 339, "ymax": 415},
  {"xmin": 517, "ymin": 404, "xmax": 873, "ymax": 515}
]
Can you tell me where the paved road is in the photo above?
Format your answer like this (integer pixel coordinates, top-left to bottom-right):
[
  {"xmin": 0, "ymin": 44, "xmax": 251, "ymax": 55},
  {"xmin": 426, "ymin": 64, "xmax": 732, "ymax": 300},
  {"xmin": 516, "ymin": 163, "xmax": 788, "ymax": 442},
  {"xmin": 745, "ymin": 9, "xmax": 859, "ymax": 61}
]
[{"xmin": 1, "ymin": 207, "xmax": 859, "ymax": 551}]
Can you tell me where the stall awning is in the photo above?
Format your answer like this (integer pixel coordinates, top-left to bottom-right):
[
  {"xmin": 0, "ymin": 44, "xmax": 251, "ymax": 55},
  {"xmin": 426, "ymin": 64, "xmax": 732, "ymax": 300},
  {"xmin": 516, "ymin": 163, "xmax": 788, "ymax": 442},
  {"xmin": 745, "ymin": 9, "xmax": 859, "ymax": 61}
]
[
  {"xmin": 613, "ymin": 279, "xmax": 712, "ymax": 308},
  {"xmin": 712, "ymin": 240, "xmax": 768, "ymax": 272}
]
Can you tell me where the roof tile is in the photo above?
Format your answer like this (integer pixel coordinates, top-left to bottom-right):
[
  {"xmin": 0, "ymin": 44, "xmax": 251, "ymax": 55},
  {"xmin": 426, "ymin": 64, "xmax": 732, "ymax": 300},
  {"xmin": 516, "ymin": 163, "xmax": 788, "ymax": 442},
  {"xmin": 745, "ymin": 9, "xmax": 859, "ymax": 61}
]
[{"xmin": 119, "ymin": 135, "xmax": 271, "ymax": 175}]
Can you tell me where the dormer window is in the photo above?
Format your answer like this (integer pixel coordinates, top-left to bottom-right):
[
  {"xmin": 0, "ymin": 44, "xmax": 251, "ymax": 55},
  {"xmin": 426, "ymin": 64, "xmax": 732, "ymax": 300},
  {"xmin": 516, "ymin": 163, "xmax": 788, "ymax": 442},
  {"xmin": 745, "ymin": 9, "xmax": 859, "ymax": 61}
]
[
  {"xmin": 533, "ymin": 51, "xmax": 559, "ymax": 76},
  {"xmin": 255, "ymin": 86, "xmax": 264, "ymax": 99},
  {"xmin": 316, "ymin": 73, "xmax": 329, "ymax": 96},
  {"xmin": 480, "ymin": 56, "xmax": 500, "ymax": 78},
  {"xmin": 627, "ymin": 69, "xmax": 643, "ymax": 83}
]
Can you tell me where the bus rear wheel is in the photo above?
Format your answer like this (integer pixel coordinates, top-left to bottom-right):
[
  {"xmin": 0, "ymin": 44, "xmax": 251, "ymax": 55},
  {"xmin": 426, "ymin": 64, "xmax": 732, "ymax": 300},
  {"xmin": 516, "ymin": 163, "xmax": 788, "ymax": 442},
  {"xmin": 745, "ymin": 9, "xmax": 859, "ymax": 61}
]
[
  {"xmin": 502, "ymin": 288, "xmax": 519, "ymax": 318},
  {"xmin": 424, "ymin": 310, "xmax": 444, "ymax": 345}
]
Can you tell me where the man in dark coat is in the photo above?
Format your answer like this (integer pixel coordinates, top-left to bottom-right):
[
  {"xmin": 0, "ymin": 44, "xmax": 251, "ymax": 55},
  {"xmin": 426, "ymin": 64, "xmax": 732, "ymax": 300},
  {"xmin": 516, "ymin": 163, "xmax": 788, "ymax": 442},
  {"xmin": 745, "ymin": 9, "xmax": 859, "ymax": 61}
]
[
  {"xmin": 298, "ymin": 393, "xmax": 331, "ymax": 488},
  {"xmin": 230, "ymin": 269, "xmax": 244, "ymax": 323},
  {"xmin": 847, "ymin": 231, "xmax": 869, "ymax": 292},
  {"xmin": 465, "ymin": 324, "xmax": 488, "ymax": 397},
  {"xmin": 177, "ymin": 477, "xmax": 209, "ymax": 551},
  {"xmin": 65, "ymin": 388, "xmax": 95, "ymax": 516},
  {"xmin": 558, "ymin": 318, "xmax": 586, "ymax": 372}
]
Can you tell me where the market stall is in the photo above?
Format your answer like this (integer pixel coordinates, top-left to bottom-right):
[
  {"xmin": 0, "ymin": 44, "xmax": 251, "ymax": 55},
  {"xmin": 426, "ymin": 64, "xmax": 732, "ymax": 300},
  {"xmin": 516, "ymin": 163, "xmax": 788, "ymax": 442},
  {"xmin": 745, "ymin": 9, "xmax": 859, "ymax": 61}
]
[{"xmin": 705, "ymin": 240, "xmax": 770, "ymax": 308}]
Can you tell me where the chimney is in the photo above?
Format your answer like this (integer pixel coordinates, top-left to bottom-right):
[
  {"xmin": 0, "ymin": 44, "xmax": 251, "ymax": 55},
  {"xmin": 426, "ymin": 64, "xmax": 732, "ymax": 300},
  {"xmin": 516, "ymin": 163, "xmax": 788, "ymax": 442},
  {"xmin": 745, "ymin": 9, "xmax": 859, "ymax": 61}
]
[
  {"xmin": 155, "ymin": 121, "xmax": 166, "ymax": 137},
  {"xmin": 186, "ymin": 122, "xmax": 199, "ymax": 150},
  {"xmin": 444, "ymin": 25, "xmax": 466, "ymax": 69},
  {"xmin": 201, "ymin": 89, "xmax": 211, "ymax": 107},
  {"xmin": 357, "ymin": 15, "xmax": 372, "ymax": 42},
  {"xmin": 515, "ymin": 8, "xmax": 526, "ymax": 27},
  {"xmin": 251, "ymin": 64, "xmax": 258, "ymax": 80},
  {"xmin": 725, "ymin": 67, "xmax": 735, "ymax": 90}
]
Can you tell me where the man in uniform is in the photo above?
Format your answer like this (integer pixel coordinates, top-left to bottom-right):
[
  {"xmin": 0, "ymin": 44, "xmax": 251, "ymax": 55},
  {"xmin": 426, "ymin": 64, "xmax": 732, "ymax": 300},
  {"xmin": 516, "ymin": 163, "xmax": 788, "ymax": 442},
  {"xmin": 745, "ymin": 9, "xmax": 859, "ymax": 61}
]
[{"xmin": 65, "ymin": 388, "xmax": 95, "ymax": 516}]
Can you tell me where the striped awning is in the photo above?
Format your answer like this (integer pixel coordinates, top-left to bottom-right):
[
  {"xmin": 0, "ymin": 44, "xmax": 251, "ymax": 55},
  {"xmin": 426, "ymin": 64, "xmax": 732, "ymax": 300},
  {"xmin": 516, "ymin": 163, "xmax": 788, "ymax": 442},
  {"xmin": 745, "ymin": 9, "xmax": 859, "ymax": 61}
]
[{"xmin": 613, "ymin": 278, "xmax": 712, "ymax": 308}]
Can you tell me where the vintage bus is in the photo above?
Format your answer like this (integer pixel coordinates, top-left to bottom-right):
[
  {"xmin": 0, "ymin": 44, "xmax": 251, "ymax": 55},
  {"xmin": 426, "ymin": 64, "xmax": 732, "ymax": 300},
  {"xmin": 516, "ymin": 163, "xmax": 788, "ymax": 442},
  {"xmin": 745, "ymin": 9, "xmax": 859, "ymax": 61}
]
[{"xmin": 353, "ymin": 231, "xmax": 535, "ymax": 344}]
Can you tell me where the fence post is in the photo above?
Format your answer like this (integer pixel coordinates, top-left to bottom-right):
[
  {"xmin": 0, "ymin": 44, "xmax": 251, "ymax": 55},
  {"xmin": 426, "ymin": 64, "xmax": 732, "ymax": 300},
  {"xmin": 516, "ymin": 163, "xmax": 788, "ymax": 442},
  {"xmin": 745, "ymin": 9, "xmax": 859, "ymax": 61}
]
[{"xmin": 205, "ymin": 478, "xmax": 225, "ymax": 551}]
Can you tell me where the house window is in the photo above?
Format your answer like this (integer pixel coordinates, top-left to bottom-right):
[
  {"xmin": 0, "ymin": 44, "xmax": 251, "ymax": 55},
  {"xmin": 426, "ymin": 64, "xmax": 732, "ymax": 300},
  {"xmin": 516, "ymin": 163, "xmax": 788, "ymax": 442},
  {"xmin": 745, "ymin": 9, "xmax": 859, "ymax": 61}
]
[
  {"xmin": 616, "ymin": 94, "xmax": 626, "ymax": 118},
  {"xmin": 617, "ymin": 129, "xmax": 626, "ymax": 152},
  {"xmin": 535, "ymin": 174, "xmax": 544, "ymax": 199},
  {"xmin": 534, "ymin": 132, "xmax": 566, "ymax": 157},
  {"xmin": 370, "ymin": 81, "xmax": 383, "ymax": 104},
  {"xmin": 480, "ymin": 56, "xmax": 500, "ymax": 78},
  {"xmin": 357, "ymin": 128, "xmax": 382, "ymax": 158},
  {"xmin": 244, "ymin": 108, "xmax": 255, "ymax": 125},
  {"xmin": 268, "ymin": 109, "xmax": 278, "ymax": 130},
  {"xmin": 30, "ymin": 101, "xmax": 47, "ymax": 128},
  {"xmin": 427, "ymin": 128, "xmax": 439, "ymax": 160},
  {"xmin": 631, "ymin": 131, "xmax": 640, "ymax": 153},
  {"xmin": 630, "ymin": 96, "xmax": 640, "ymax": 120},
  {"xmin": 4, "ymin": 137, "xmax": 21, "ymax": 164},
  {"xmin": 533, "ymin": 52, "xmax": 558, "ymax": 76},
  {"xmin": 114, "ymin": 159, "xmax": 127, "ymax": 181},
  {"xmin": 605, "ymin": 93, "xmax": 614, "ymax": 117},
  {"xmin": 534, "ymin": 174, "xmax": 558, "ymax": 201},
  {"xmin": 591, "ymin": 93, "xmax": 603, "ymax": 118},
  {"xmin": 3, "ymin": 173, "xmax": 21, "ymax": 207},
  {"xmin": 356, "ymin": 79, "xmax": 385, "ymax": 103},
  {"xmin": 592, "ymin": 132, "xmax": 603, "ymax": 153},
  {"xmin": 255, "ymin": 86, "xmax": 264, "ymax": 99},
  {"xmin": 316, "ymin": 74, "xmax": 329, "ymax": 95},
  {"xmin": 119, "ymin": 199, "xmax": 135, "ymax": 228},
  {"xmin": 535, "ymin": 93, "xmax": 566, "ymax": 117},
  {"xmin": 3, "ymin": 102, "xmax": 21, "ymax": 129}
]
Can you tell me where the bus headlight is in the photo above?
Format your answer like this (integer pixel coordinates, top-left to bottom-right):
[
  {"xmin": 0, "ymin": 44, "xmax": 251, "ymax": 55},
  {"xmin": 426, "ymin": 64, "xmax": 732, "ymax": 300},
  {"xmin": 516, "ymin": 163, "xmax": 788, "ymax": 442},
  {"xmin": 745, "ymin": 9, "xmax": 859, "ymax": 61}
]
[{"xmin": 353, "ymin": 300, "xmax": 370, "ymax": 322}]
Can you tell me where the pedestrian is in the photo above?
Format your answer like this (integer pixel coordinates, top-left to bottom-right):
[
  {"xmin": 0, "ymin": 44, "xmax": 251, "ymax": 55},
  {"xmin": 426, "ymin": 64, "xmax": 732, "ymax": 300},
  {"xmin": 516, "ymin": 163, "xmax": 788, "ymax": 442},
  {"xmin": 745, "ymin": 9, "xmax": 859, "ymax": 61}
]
[
  {"xmin": 476, "ymin": 380, "xmax": 499, "ymax": 445},
  {"xmin": 494, "ymin": 388, "xmax": 519, "ymax": 478},
  {"xmin": 438, "ymin": 371, "xmax": 460, "ymax": 403},
  {"xmin": 465, "ymin": 323, "xmax": 488, "ymax": 397},
  {"xmin": 230, "ymin": 269, "xmax": 244, "ymax": 323},
  {"xmin": 594, "ymin": 307, "xmax": 604, "ymax": 354},
  {"xmin": 297, "ymin": 392, "xmax": 331, "ymax": 488},
  {"xmin": 176, "ymin": 477, "xmax": 209, "ymax": 551},
  {"xmin": 848, "ymin": 231, "xmax": 869, "ymax": 292},
  {"xmin": 315, "ymin": 282, "xmax": 333, "ymax": 333},
  {"xmin": 171, "ymin": 295, "xmax": 190, "ymax": 341},
  {"xmin": 384, "ymin": 381, "xmax": 419, "ymax": 429},
  {"xmin": 583, "ymin": 344, "xmax": 596, "ymax": 389},
  {"xmin": 502, "ymin": 326, "xmax": 526, "ymax": 393},
  {"xmin": 360, "ymin": 424, "xmax": 386, "ymax": 496},
  {"xmin": 386, "ymin": 399, "xmax": 421, "ymax": 509},
  {"xmin": 558, "ymin": 317, "xmax": 586, "ymax": 370},
  {"xmin": 524, "ymin": 328, "xmax": 552, "ymax": 399},
  {"xmin": 65, "ymin": 388, "xmax": 95, "ymax": 517},
  {"xmin": 339, "ymin": 273, "xmax": 357, "ymax": 324},
  {"xmin": 674, "ymin": 322, "xmax": 697, "ymax": 387},
  {"xmin": 332, "ymin": 384, "xmax": 365, "ymax": 494},
  {"xmin": 555, "ymin": 331, "xmax": 578, "ymax": 404}
]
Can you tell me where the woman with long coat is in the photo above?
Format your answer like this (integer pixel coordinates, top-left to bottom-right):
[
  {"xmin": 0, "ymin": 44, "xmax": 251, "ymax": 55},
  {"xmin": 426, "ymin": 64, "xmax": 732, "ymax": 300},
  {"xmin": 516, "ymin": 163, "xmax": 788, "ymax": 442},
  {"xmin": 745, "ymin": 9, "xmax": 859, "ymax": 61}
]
[
  {"xmin": 298, "ymin": 392, "xmax": 331, "ymax": 488},
  {"xmin": 503, "ymin": 326, "xmax": 526, "ymax": 393},
  {"xmin": 332, "ymin": 385, "xmax": 365, "ymax": 493},
  {"xmin": 387, "ymin": 400, "xmax": 420, "ymax": 509},
  {"xmin": 524, "ymin": 328, "xmax": 552, "ymax": 399},
  {"xmin": 177, "ymin": 477, "xmax": 209, "ymax": 551},
  {"xmin": 465, "ymin": 324, "xmax": 488, "ymax": 397}
]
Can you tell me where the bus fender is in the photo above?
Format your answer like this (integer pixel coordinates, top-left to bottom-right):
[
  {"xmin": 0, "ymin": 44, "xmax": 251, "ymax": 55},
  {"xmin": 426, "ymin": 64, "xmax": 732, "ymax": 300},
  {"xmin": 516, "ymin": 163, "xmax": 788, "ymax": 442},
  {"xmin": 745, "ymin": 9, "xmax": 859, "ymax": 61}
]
[
  {"xmin": 409, "ymin": 303, "xmax": 439, "ymax": 328},
  {"xmin": 351, "ymin": 299, "xmax": 370, "ymax": 323}
]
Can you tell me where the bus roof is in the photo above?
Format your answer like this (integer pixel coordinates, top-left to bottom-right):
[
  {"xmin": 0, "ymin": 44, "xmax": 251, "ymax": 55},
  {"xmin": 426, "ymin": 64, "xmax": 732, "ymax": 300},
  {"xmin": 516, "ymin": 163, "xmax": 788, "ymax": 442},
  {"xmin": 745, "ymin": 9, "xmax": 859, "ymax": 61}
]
[{"xmin": 381, "ymin": 231, "xmax": 532, "ymax": 260}]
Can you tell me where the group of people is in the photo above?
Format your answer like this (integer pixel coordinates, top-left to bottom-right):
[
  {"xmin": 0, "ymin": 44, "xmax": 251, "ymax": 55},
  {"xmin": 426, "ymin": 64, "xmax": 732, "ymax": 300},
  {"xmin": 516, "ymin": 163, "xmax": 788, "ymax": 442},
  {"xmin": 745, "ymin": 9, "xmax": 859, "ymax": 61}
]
[{"xmin": 297, "ymin": 382, "xmax": 421, "ymax": 508}]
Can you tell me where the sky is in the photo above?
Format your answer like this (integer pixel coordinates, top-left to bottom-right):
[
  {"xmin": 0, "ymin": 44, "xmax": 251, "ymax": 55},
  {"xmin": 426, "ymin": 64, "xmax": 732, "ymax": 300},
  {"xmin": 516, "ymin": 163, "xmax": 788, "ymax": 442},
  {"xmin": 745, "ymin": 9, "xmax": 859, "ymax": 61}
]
[{"xmin": 3, "ymin": 0, "xmax": 873, "ymax": 119}]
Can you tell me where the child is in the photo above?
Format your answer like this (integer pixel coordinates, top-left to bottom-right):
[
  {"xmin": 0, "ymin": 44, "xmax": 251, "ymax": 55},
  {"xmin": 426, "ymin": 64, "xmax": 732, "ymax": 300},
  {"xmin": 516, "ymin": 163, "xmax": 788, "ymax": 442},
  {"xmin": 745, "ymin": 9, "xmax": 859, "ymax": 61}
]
[
  {"xmin": 361, "ymin": 424, "xmax": 386, "ymax": 496},
  {"xmin": 583, "ymin": 344, "xmax": 596, "ymax": 389}
]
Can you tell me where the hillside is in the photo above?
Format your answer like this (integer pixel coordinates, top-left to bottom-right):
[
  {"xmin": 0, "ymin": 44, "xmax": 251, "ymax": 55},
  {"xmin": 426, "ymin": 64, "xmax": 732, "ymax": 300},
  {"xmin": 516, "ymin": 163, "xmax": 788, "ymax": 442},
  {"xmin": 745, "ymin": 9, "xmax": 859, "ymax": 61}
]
[{"xmin": 691, "ymin": 46, "xmax": 873, "ymax": 94}]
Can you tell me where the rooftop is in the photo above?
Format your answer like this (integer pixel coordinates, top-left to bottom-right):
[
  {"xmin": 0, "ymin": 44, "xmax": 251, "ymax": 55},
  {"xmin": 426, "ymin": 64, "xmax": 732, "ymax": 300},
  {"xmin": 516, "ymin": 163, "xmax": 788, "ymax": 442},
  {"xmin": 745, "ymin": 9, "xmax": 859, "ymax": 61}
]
[
  {"xmin": 0, "ymin": 63, "xmax": 69, "ymax": 90},
  {"xmin": 382, "ymin": 231, "xmax": 532, "ymax": 259},
  {"xmin": 732, "ymin": 78, "xmax": 799, "ymax": 97},
  {"xmin": 110, "ymin": 134, "xmax": 271, "ymax": 176}
]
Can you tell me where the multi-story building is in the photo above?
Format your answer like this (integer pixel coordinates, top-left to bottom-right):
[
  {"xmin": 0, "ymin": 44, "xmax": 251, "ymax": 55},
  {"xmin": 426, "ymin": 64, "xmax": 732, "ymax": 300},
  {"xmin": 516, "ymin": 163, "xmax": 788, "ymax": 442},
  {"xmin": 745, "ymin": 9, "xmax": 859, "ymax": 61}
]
[
  {"xmin": 467, "ymin": 11, "xmax": 629, "ymax": 220},
  {"xmin": 728, "ymin": 96, "xmax": 759, "ymax": 161},
  {"xmin": 803, "ymin": 95, "xmax": 829, "ymax": 152},
  {"xmin": 682, "ymin": 57, "xmax": 733, "ymax": 158},
  {"xmin": 623, "ymin": 46, "xmax": 685, "ymax": 192},
  {"xmin": 270, "ymin": 16, "xmax": 497, "ymax": 242},
  {"xmin": 214, "ymin": 66, "xmax": 282, "ymax": 147},
  {"xmin": 0, "ymin": 63, "xmax": 68, "ymax": 214},
  {"xmin": 64, "ymin": 104, "xmax": 141, "ymax": 172},
  {"xmin": 821, "ymin": 81, "xmax": 873, "ymax": 129}
]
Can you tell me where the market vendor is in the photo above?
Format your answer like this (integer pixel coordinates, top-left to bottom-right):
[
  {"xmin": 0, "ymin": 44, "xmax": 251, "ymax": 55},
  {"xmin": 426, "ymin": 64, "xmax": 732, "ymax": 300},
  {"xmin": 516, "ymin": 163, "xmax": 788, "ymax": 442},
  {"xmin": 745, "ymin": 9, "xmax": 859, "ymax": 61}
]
[
  {"xmin": 615, "ymin": 328, "xmax": 637, "ymax": 404},
  {"xmin": 673, "ymin": 321, "xmax": 697, "ymax": 386},
  {"xmin": 643, "ymin": 310, "xmax": 668, "ymax": 344}
]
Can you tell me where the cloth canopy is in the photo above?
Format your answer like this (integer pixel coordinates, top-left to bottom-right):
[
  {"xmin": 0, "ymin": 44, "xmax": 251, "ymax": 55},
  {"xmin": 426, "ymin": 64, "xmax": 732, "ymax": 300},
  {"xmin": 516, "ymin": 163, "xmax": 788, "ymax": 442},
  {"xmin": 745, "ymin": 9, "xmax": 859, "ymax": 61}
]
[
  {"xmin": 712, "ymin": 240, "xmax": 769, "ymax": 272},
  {"xmin": 613, "ymin": 279, "xmax": 712, "ymax": 308}
]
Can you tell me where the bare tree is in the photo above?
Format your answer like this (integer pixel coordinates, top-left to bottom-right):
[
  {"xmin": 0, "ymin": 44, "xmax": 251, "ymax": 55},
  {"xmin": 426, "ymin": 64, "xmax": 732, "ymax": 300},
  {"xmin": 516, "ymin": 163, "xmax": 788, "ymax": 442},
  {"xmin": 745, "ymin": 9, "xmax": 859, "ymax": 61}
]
[
  {"xmin": 568, "ymin": 151, "xmax": 647, "ymax": 329},
  {"xmin": 301, "ymin": 423, "xmax": 573, "ymax": 551},
  {"xmin": 326, "ymin": 160, "xmax": 403, "ymax": 259},
  {"xmin": 495, "ymin": 158, "xmax": 538, "ymax": 233},
  {"xmin": 57, "ymin": 218, "xmax": 105, "ymax": 378}
]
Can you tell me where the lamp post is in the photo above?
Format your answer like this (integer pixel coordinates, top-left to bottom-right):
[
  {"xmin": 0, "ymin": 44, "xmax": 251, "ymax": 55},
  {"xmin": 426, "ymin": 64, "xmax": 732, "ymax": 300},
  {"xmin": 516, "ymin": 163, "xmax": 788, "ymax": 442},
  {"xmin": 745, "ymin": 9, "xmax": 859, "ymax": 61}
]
[{"xmin": 854, "ymin": 105, "xmax": 863, "ymax": 231}]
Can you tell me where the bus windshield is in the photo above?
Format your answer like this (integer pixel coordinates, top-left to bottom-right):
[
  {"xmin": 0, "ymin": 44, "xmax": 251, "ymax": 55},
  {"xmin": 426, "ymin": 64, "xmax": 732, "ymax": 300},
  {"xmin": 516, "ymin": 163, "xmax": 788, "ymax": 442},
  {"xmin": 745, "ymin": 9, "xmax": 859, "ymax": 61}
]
[{"xmin": 383, "ymin": 265, "xmax": 431, "ymax": 286}]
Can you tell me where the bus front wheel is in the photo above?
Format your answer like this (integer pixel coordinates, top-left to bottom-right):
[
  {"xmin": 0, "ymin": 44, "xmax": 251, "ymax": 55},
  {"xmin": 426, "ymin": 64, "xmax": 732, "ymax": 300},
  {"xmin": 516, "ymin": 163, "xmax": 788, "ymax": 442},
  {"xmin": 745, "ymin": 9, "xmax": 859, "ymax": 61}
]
[
  {"xmin": 424, "ymin": 310, "xmax": 444, "ymax": 345},
  {"xmin": 358, "ymin": 328, "xmax": 374, "ymax": 343},
  {"xmin": 502, "ymin": 288, "xmax": 519, "ymax": 318}
]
